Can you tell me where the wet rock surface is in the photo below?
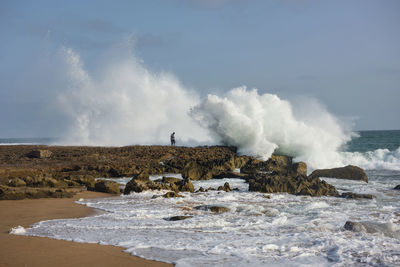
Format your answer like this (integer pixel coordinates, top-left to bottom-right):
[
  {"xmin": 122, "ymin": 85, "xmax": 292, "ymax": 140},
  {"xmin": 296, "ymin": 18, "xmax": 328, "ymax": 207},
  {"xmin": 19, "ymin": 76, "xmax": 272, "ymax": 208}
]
[
  {"xmin": 164, "ymin": 215, "xmax": 193, "ymax": 221},
  {"xmin": 340, "ymin": 192, "xmax": 376, "ymax": 199},
  {"xmin": 194, "ymin": 205, "xmax": 230, "ymax": 213},
  {"xmin": 310, "ymin": 165, "xmax": 368, "ymax": 183},
  {"xmin": 344, "ymin": 221, "xmax": 366, "ymax": 232},
  {"xmin": 394, "ymin": 185, "xmax": 400, "ymax": 190}
]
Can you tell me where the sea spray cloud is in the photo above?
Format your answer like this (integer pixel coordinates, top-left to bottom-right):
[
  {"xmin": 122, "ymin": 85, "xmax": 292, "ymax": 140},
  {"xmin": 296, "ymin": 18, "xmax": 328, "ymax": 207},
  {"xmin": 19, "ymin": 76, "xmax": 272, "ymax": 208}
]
[
  {"xmin": 55, "ymin": 44, "xmax": 360, "ymax": 169},
  {"xmin": 190, "ymin": 87, "xmax": 354, "ymax": 169},
  {"xmin": 57, "ymin": 46, "xmax": 209, "ymax": 145}
]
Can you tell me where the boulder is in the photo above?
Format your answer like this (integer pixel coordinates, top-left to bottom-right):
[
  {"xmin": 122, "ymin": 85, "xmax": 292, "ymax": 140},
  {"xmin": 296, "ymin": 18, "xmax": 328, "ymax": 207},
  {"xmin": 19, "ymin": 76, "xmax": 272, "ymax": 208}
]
[
  {"xmin": 394, "ymin": 185, "xmax": 400, "ymax": 190},
  {"xmin": 26, "ymin": 149, "xmax": 52, "ymax": 159},
  {"xmin": 340, "ymin": 192, "xmax": 376, "ymax": 199},
  {"xmin": 344, "ymin": 221, "xmax": 366, "ymax": 232},
  {"xmin": 94, "ymin": 180, "xmax": 121, "ymax": 194},
  {"xmin": 194, "ymin": 205, "xmax": 230, "ymax": 214},
  {"xmin": 248, "ymin": 173, "xmax": 339, "ymax": 197},
  {"xmin": 164, "ymin": 215, "xmax": 193, "ymax": 221},
  {"xmin": 309, "ymin": 165, "xmax": 368, "ymax": 183},
  {"xmin": 181, "ymin": 161, "xmax": 213, "ymax": 180},
  {"xmin": 240, "ymin": 155, "xmax": 292, "ymax": 175},
  {"xmin": 195, "ymin": 187, "xmax": 207, "ymax": 193},
  {"xmin": 123, "ymin": 177, "xmax": 194, "ymax": 194},
  {"xmin": 162, "ymin": 191, "xmax": 183, "ymax": 198},
  {"xmin": 175, "ymin": 178, "xmax": 195, "ymax": 193},
  {"xmin": 217, "ymin": 182, "xmax": 231, "ymax": 192}
]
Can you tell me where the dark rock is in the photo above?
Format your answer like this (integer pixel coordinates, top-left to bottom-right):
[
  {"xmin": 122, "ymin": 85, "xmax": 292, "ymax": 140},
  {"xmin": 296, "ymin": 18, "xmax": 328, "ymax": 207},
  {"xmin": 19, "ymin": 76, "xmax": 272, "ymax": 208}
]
[
  {"xmin": 340, "ymin": 192, "xmax": 376, "ymax": 199},
  {"xmin": 164, "ymin": 215, "xmax": 193, "ymax": 221},
  {"xmin": 247, "ymin": 173, "xmax": 339, "ymax": 197},
  {"xmin": 124, "ymin": 176, "xmax": 194, "ymax": 194},
  {"xmin": 162, "ymin": 191, "xmax": 183, "ymax": 198},
  {"xmin": 194, "ymin": 205, "xmax": 230, "ymax": 213},
  {"xmin": 161, "ymin": 177, "xmax": 182, "ymax": 184},
  {"xmin": 217, "ymin": 182, "xmax": 231, "ymax": 192},
  {"xmin": 195, "ymin": 187, "xmax": 206, "ymax": 193},
  {"xmin": 212, "ymin": 172, "xmax": 248, "ymax": 179},
  {"xmin": 394, "ymin": 185, "xmax": 400, "ymax": 190},
  {"xmin": 310, "ymin": 165, "xmax": 368, "ymax": 183},
  {"xmin": 344, "ymin": 221, "xmax": 366, "ymax": 232},
  {"xmin": 26, "ymin": 149, "xmax": 52, "ymax": 159},
  {"xmin": 94, "ymin": 180, "xmax": 120, "ymax": 194},
  {"xmin": 240, "ymin": 155, "xmax": 293, "ymax": 175},
  {"xmin": 292, "ymin": 162, "xmax": 307, "ymax": 176},
  {"xmin": 175, "ymin": 178, "xmax": 195, "ymax": 193}
]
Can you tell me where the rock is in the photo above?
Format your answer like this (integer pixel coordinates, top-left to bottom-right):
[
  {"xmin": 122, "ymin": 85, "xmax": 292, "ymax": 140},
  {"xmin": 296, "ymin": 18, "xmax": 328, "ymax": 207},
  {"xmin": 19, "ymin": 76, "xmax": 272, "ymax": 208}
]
[
  {"xmin": 176, "ymin": 178, "xmax": 195, "ymax": 193},
  {"xmin": 26, "ymin": 149, "xmax": 52, "ymax": 159},
  {"xmin": 240, "ymin": 155, "xmax": 292, "ymax": 175},
  {"xmin": 94, "ymin": 180, "xmax": 120, "ymax": 194},
  {"xmin": 309, "ymin": 165, "xmax": 368, "ymax": 183},
  {"xmin": 162, "ymin": 191, "xmax": 183, "ymax": 198},
  {"xmin": 0, "ymin": 185, "xmax": 78, "ymax": 200},
  {"xmin": 248, "ymin": 173, "xmax": 339, "ymax": 197},
  {"xmin": 292, "ymin": 162, "xmax": 307, "ymax": 176},
  {"xmin": 340, "ymin": 192, "xmax": 376, "ymax": 199},
  {"xmin": 161, "ymin": 177, "xmax": 182, "ymax": 184},
  {"xmin": 217, "ymin": 182, "xmax": 231, "ymax": 192},
  {"xmin": 212, "ymin": 172, "xmax": 248, "ymax": 179},
  {"xmin": 124, "ymin": 177, "xmax": 194, "ymax": 194},
  {"xmin": 196, "ymin": 187, "xmax": 206, "ymax": 193},
  {"xmin": 164, "ymin": 215, "xmax": 193, "ymax": 221},
  {"xmin": 7, "ymin": 178, "xmax": 26, "ymax": 187},
  {"xmin": 70, "ymin": 176, "xmax": 96, "ymax": 189},
  {"xmin": 132, "ymin": 170, "xmax": 150, "ymax": 181},
  {"xmin": 194, "ymin": 205, "xmax": 230, "ymax": 213},
  {"xmin": 344, "ymin": 221, "xmax": 366, "ymax": 232},
  {"xmin": 394, "ymin": 185, "xmax": 400, "ymax": 190},
  {"xmin": 181, "ymin": 161, "xmax": 213, "ymax": 180}
]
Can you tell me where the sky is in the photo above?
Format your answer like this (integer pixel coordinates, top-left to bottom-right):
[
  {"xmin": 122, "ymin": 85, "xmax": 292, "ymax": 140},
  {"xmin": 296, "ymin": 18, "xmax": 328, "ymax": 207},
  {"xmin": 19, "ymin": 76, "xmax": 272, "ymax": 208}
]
[{"xmin": 0, "ymin": 0, "xmax": 399, "ymax": 138}]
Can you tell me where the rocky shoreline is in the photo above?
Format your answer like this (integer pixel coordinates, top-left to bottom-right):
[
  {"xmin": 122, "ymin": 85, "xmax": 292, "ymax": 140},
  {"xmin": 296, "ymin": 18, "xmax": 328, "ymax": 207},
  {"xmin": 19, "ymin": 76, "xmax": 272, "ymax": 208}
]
[{"xmin": 0, "ymin": 145, "xmax": 373, "ymax": 200}]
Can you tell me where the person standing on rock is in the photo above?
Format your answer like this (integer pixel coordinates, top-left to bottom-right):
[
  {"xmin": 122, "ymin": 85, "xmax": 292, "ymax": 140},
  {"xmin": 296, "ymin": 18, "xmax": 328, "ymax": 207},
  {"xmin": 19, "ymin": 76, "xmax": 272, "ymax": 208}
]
[{"xmin": 170, "ymin": 132, "xmax": 176, "ymax": 146}]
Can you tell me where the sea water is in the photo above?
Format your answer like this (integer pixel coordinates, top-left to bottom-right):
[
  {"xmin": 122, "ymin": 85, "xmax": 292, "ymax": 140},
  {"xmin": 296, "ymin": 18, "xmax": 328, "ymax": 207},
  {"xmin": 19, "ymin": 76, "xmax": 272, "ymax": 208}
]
[{"xmin": 11, "ymin": 130, "xmax": 400, "ymax": 266}]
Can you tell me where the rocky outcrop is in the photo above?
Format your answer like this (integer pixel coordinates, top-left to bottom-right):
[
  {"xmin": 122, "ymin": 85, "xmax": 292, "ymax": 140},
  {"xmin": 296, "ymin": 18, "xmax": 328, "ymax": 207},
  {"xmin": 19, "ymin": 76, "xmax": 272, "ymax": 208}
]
[
  {"xmin": 194, "ymin": 205, "xmax": 230, "ymax": 213},
  {"xmin": 181, "ymin": 156, "xmax": 237, "ymax": 180},
  {"xmin": 344, "ymin": 221, "xmax": 366, "ymax": 232},
  {"xmin": 247, "ymin": 172, "xmax": 339, "ymax": 197},
  {"xmin": 26, "ymin": 149, "xmax": 52, "ymax": 159},
  {"xmin": 7, "ymin": 178, "xmax": 26, "ymax": 187},
  {"xmin": 0, "ymin": 185, "xmax": 80, "ymax": 200},
  {"xmin": 124, "ymin": 176, "xmax": 194, "ymax": 194},
  {"xmin": 217, "ymin": 182, "xmax": 231, "ymax": 192},
  {"xmin": 309, "ymin": 165, "xmax": 368, "ymax": 183},
  {"xmin": 94, "ymin": 180, "xmax": 121, "ymax": 194},
  {"xmin": 241, "ymin": 155, "xmax": 293, "ymax": 175},
  {"xmin": 340, "ymin": 192, "xmax": 376, "ymax": 199}
]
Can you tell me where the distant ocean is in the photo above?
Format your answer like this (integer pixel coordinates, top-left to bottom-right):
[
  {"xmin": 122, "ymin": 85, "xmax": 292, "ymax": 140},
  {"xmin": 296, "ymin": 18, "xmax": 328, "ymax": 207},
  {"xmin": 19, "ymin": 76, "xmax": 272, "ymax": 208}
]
[
  {"xmin": 0, "ymin": 137, "xmax": 57, "ymax": 145},
  {"xmin": 9, "ymin": 130, "xmax": 400, "ymax": 266}
]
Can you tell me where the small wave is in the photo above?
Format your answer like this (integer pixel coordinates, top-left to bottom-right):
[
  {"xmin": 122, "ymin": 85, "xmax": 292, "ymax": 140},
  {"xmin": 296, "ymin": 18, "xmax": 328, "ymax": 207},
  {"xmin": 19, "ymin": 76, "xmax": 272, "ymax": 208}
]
[{"xmin": 340, "ymin": 147, "xmax": 400, "ymax": 171}]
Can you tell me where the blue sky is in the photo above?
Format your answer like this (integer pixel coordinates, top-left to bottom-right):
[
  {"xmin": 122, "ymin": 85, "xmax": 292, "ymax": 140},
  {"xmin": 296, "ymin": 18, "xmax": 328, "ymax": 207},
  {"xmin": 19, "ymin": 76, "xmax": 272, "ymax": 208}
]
[{"xmin": 0, "ymin": 0, "xmax": 399, "ymax": 137}]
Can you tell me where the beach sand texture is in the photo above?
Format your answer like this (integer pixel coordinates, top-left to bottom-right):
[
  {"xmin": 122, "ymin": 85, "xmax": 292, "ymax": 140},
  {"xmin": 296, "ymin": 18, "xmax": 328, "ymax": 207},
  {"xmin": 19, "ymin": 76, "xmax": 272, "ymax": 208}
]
[{"xmin": 0, "ymin": 191, "xmax": 172, "ymax": 267}]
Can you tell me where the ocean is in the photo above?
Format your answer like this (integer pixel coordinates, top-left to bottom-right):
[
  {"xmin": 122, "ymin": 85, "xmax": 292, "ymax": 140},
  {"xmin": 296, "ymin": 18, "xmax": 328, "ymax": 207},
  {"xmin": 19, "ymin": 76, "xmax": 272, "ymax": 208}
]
[{"xmin": 9, "ymin": 130, "xmax": 400, "ymax": 266}]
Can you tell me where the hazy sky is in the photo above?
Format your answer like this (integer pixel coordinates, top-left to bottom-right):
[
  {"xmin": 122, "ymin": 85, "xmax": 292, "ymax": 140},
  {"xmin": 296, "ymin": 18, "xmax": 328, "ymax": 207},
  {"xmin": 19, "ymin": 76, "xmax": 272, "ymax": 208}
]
[{"xmin": 0, "ymin": 0, "xmax": 399, "ymax": 138}]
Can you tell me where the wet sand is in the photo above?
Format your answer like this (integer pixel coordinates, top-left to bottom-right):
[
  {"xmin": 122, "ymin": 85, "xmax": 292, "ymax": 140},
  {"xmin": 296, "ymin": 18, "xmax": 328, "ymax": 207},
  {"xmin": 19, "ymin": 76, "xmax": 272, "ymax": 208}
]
[{"xmin": 0, "ymin": 191, "xmax": 172, "ymax": 267}]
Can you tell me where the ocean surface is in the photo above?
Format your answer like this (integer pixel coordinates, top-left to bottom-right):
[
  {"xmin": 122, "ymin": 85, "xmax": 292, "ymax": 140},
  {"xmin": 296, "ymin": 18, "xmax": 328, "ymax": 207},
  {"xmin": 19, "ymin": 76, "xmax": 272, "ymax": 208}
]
[{"xmin": 9, "ymin": 130, "xmax": 400, "ymax": 266}]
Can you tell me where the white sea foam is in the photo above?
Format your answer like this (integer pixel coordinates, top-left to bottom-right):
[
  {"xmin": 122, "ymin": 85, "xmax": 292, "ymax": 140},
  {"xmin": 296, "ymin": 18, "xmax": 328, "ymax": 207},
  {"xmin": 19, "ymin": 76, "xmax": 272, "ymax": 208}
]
[
  {"xmin": 9, "ymin": 225, "xmax": 26, "ymax": 235},
  {"xmin": 18, "ymin": 174, "xmax": 400, "ymax": 266},
  {"xmin": 340, "ymin": 147, "xmax": 400, "ymax": 171}
]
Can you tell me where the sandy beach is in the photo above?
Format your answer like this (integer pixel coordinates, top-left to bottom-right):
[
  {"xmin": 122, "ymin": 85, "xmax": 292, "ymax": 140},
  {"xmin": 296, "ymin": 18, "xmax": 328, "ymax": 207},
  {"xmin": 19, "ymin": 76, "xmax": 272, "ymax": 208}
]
[{"xmin": 0, "ymin": 191, "xmax": 172, "ymax": 267}]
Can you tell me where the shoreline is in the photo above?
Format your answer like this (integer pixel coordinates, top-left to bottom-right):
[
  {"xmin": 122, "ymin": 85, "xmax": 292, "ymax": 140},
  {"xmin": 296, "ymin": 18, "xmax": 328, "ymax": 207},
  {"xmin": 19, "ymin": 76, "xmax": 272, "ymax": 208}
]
[{"xmin": 0, "ymin": 191, "xmax": 172, "ymax": 267}]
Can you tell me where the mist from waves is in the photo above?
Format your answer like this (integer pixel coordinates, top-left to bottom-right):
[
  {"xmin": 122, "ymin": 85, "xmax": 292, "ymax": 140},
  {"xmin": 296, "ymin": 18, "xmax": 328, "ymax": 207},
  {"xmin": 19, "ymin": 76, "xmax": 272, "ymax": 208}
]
[{"xmin": 51, "ymin": 44, "xmax": 399, "ymax": 170}]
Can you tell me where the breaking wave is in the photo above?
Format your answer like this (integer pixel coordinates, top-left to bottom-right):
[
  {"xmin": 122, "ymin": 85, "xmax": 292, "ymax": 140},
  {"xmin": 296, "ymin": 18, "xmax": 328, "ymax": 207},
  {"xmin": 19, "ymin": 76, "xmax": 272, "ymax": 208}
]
[{"xmin": 53, "ymin": 44, "xmax": 398, "ymax": 170}]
